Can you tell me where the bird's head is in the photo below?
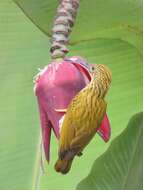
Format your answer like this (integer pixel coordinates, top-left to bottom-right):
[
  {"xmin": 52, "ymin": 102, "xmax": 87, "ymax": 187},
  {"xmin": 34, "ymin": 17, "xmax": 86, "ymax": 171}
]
[
  {"xmin": 89, "ymin": 64, "xmax": 112, "ymax": 97},
  {"xmin": 90, "ymin": 64, "xmax": 112, "ymax": 84}
]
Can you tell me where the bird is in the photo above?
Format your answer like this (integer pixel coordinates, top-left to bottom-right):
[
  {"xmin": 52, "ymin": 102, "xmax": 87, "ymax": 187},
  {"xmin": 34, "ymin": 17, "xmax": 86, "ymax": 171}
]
[{"xmin": 54, "ymin": 64, "xmax": 112, "ymax": 174}]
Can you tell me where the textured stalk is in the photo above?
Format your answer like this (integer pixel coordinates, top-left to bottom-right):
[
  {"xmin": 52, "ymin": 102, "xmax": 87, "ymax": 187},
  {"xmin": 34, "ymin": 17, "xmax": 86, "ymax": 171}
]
[{"xmin": 50, "ymin": 0, "xmax": 80, "ymax": 59}]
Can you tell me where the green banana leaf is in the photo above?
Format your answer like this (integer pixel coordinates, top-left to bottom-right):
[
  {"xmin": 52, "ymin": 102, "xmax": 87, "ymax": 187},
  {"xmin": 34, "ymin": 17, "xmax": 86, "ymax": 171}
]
[
  {"xmin": 1, "ymin": 0, "xmax": 143, "ymax": 190},
  {"xmin": 77, "ymin": 112, "xmax": 143, "ymax": 190},
  {"xmin": 0, "ymin": 1, "xmax": 51, "ymax": 189},
  {"xmin": 14, "ymin": 0, "xmax": 143, "ymax": 55}
]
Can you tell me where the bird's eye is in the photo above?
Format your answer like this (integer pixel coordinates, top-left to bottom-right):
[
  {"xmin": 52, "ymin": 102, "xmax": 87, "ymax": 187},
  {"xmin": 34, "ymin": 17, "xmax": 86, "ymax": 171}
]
[{"xmin": 91, "ymin": 66, "xmax": 95, "ymax": 72}]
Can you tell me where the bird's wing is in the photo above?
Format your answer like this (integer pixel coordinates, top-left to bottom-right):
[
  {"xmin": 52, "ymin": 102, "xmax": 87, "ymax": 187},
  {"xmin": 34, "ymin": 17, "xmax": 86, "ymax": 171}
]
[
  {"xmin": 70, "ymin": 98, "xmax": 107, "ymax": 154},
  {"xmin": 58, "ymin": 91, "xmax": 87, "ymax": 158}
]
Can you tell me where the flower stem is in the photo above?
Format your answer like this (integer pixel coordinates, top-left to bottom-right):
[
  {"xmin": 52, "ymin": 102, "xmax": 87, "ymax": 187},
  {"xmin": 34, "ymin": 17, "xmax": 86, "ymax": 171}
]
[{"xmin": 50, "ymin": 0, "xmax": 80, "ymax": 59}]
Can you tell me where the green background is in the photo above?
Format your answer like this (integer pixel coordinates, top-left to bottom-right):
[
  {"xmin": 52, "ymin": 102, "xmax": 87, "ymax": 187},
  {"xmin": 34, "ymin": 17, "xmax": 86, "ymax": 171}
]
[{"xmin": 1, "ymin": 1, "xmax": 143, "ymax": 190}]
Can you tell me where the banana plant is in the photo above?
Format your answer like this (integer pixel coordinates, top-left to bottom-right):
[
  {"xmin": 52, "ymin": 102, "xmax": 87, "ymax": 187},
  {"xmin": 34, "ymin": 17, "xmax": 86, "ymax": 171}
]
[{"xmin": 1, "ymin": 1, "xmax": 143, "ymax": 190}]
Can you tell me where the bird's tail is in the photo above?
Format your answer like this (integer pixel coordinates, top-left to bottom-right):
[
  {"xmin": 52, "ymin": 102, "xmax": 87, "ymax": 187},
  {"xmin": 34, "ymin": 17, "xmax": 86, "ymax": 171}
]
[{"xmin": 55, "ymin": 158, "xmax": 73, "ymax": 174}]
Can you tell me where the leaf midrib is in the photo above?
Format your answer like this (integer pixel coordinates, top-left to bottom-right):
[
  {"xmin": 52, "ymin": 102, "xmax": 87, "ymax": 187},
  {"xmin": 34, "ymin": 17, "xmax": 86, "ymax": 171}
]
[
  {"xmin": 32, "ymin": 136, "xmax": 41, "ymax": 190},
  {"xmin": 121, "ymin": 123, "xmax": 143, "ymax": 190}
]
